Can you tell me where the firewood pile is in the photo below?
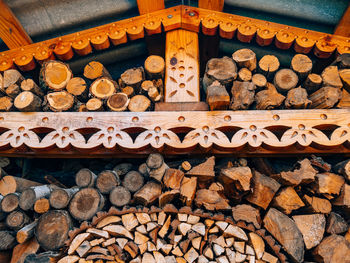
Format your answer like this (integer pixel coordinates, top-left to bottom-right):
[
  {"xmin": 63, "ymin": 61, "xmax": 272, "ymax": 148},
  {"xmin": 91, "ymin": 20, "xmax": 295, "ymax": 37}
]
[
  {"xmin": 0, "ymin": 56, "xmax": 164, "ymax": 112},
  {"xmin": 0, "ymin": 155, "xmax": 349, "ymax": 262},
  {"xmin": 204, "ymin": 51, "xmax": 350, "ymax": 110}
]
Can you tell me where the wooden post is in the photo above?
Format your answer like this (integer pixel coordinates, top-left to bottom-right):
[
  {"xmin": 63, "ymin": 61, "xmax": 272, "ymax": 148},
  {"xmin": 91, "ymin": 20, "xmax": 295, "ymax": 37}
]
[{"xmin": 0, "ymin": 0, "xmax": 32, "ymax": 49}]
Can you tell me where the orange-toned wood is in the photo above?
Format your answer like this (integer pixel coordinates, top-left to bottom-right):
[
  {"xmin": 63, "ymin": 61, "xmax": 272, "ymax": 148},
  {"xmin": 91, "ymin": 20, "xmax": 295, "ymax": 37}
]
[
  {"xmin": 34, "ymin": 45, "xmax": 55, "ymax": 64},
  {"xmin": 198, "ymin": 0, "xmax": 224, "ymax": 11},
  {"xmin": 108, "ymin": 27, "xmax": 128, "ymax": 46},
  {"xmin": 165, "ymin": 29, "xmax": 200, "ymax": 102},
  {"xmin": 136, "ymin": 0, "xmax": 165, "ymax": 15},
  {"xmin": 54, "ymin": 41, "xmax": 74, "ymax": 61},
  {"xmin": 294, "ymin": 34, "xmax": 315, "ymax": 54},
  {"xmin": 202, "ymin": 17, "xmax": 219, "ymax": 36},
  {"xmin": 237, "ymin": 23, "xmax": 257, "ymax": 43},
  {"xmin": 314, "ymin": 37, "xmax": 338, "ymax": 58},
  {"xmin": 334, "ymin": 5, "xmax": 350, "ymax": 37},
  {"xmin": 0, "ymin": 55, "xmax": 14, "ymax": 71},
  {"xmin": 0, "ymin": 0, "xmax": 32, "ymax": 49},
  {"xmin": 219, "ymin": 21, "xmax": 237, "ymax": 39},
  {"xmin": 144, "ymin": 19, "xmax": 162, "ymax": 35},
  {"xmin": 72, "ymin": 37, "xmax": 92, "ymax": 56},
  {"xmin": 91, "ymin": 32, "xmax": 110, "ymax": 50},
  {"xmin": 126, "ymin": 24, "xmax": 145, "ymax": 41},
  {"xmin": 14, "ymin": 52, "xmax": 36, "ymax": 71},
  {"xmin": 256, "ymin": 27, "xmax": 275, "ymax": 46},
  {"xmin": 275, "ymin": 30, "xmax": 295, "ymax": 49}
]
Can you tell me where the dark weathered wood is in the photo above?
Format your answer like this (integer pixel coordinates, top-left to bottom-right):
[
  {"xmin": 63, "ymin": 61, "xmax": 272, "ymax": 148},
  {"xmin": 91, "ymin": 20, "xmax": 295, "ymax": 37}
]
[
  {"xmin": 0, "ymin": 230, "xmax": 16, "ymax": 250},
  {"xmin": 0, "ymin": 176, "xmax": 41, "ymax": 196},
  {"xmin": 326, "ymin": 212, "xmax": 348, "ymax": 234},
  {"xmin": 0, "ymin": 192, "xmax": 20, "ymax": 213},
  {"xmin": 49, "ymin": 187, "xmax": 79, "ymax": 209},
  {"xmin": 6, "ymin": 210, "xmax": 30, "ymax": 231},
  {"xmin": 285, "ymin": 87, "xmax": 311, "ymax": 109},
  {"xmin": 230, "ymin": 81, "xmax": 255, "ymax": 110},
  {"xmin": 19, "ymin": 185, "xmax": 52, "ymax": 211},
  {"xmin": 122, "ymin": 171, "xmax": 144, "ymax": 193},
  {"xmin": 96, "ymin": 170, "xmax": 120, "ymax": 194},
  {"xmin": 109, "ymin": 186, "xmax": 131, "ymax": 207},
  {"xmin": 75, "ymin": 168, "xmax": 97, "ymax": 188},
  {"xmin": 107, "ymin": 93, "xmax": 129, "ymax": 112}
]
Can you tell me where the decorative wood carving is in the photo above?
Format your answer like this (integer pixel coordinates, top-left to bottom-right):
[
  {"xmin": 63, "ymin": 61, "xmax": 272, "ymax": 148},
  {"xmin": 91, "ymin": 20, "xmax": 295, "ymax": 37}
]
[{"xmin": 0, "ymin": 110, "xmax": 349, "ymax": 157}]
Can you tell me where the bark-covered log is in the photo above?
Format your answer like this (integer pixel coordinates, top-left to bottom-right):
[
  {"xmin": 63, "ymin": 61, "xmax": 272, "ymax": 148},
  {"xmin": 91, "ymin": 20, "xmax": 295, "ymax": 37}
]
[
  {"xmin": 19, "ymin": 185, "xmax": 52, "ymax": 211},
  {"xmin": 232, "ymin": 49, "xmax": 256, "ymax": 71},
  {"xmin": 303, "ymin": 73, "xmax": 322, "ymax": 94},
  {"xmin": 120, "ymin": 67, "xmax": 145, "ymax": 93},
  {"xmin": 49, "ymin": 187, "xmax": 79, "ymax": 209},
  {"xmin": 122, "ymin": 171, "xmax": 144, "ymax": 193},
  {"xmin": 109, "ymin": 186, "xmax": 131, "ymax": 207},
  {"xmin": 291, "ymin": 54, "xmax": 312, "ymax": 79},
  {"xmin": 258, "ymin": 55, "xmax": 280, "ymax": 80},
  {"xmin": 0, "ymin": 192, "xmax": 20, "ymax": 213},
  {"xmin": 206, "ymin": 81, "xmax": 230, "ymax": 110},
  {"xmin": 144, "ymin": 55, "xmax": 165, "ymax": 80},
  {"xmin": 274, "ymin": 69, "xmax": 298, "ymax": 94},
  {"xmin": 96, "ymin": 170, "xmax": 120, "ymax": 194},
  {"xmin": 107, "ymin": 93, "xmax": 129, "ymax": 112},
  {"xmin": 90, "ymin": 78, "xmax": 117, "ymax": 100},
  {"xmin": 39, "ymin": 61, "xmax": 72, "ymax": 91},
  {"xmin": 17, "ymin": 220, "xmax": 38, "ymax": 244},
  {"xmin": 6, "ymin": 210, "xmax": 30, "ymax": 231},
  {"xmin": 230, "ymin": 81, "xmax": 255, "ymax": 110},
  {"xmin": 14, "ymin": 91, "xmax": 42, "ymax": 111},
  {"xmin": 21, "ymin": 79, "xmax": 44, "ymax": 97},
  {"xmin": 0, "ymin": 176, "xmax": 41, "ymax": 196},
  {"xmin": 83, "ymin": 61, "xmax": 111, "ymax": 80},
  {"xmin": 75, "ymin": 168, "xmax": 97, "ymax": 188}
]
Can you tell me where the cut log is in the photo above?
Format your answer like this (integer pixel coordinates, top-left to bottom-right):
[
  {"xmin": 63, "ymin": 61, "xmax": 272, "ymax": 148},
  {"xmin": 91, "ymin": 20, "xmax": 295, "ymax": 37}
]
[
  {"xmin": 255, "ymin": 83, "xmax": 285, "ymax": 110},
  {"xmin": 263, "ymin": 208, "xmax": 304, "ymax": 262},
  {"xmin": 3, "ymin": 69, "xmax": 24, "ymax": 90},
  {"xmin": 251, "ymin": 73, "xmax": 267, "ymax": 89},
  {"xmin": 246, "ymin": 171, "xmax": 280, "ymax": 209},
  {"xmin": 6, "ymin": 210, "xmax": 30, "ymax": 231},
  {"xmin": 6, "ymin": 84, "xmax": 20, "ymax": 99},
  {"xmin": 202, "ymin": 56, "xmax": 237, "ymax": 90},
  {"xmin": 258, "ymin": 55, "xmax": 280, "ymax": 80},
  {"xmin": 14, "ymin": 91, "xmax": 42, "ymax": 111},
  {"xmin": 163, "ymin": 169, "xmax": 184, "ymax": 190},
  {"xmin": 90, "ymin": 78, "xmax": 117, "ymax": 100},
  {"xmin": 10, "ymin": 237, "xmax": 40, "ymax": 263},
  {"xmin": 36, "ymin": 210, "xmax": 72, "ymax": 251},
  {"xmin": 69, "ymin": 188, "xmax": 105, "ymax": 221},
  {"xmin": 107, "ymin": 92, "xmax": 129, "ymax": 111},
  {"xmin": 326, "ymin": 212, "xmax": 348, "ymax": 234},
  {"xmin": 66, "ymin": 77, "xmax": 88, "ymax": 102},
  {"xmin": 16, "ymin": 220, "xmax": 37, "ymax": 244},
  {"xmin": 120, "ymin": 67, "xmax": 145, "ymax": 93},
  {"xmin": 75, "ymin": 168, "xmax": 97, "ymax": 188},
  {"xmin": 46, "ymin": 91, "xmax": 75, "ymax": 111},
  {"xmin": 291, "ymin": 54, "xmax": 312, "ymax": 79},
  {"xmin": 232, "ymin": 49, "xmax": 256, "ymax": 71},
  {"xmin": 238, "ymin": 68, "xmax": 252, "ymax": 82},
  {"xmin": 39, "ymin": 61, "xmax": 72, "ymax": 91},
  {"xmin": 303, "ymin": 73, "xmax": 322, "ymax": 94},
  {"xmin": 248, "ymin": 233, "xmax": 264, "ymax": 259},
  {"xmin": 109, "ymin": 186, "xmax": 131, "ymax": 207},
  {"xmin": 148, "ymin": 86, "xmax": 161, "ymax": 102},
  {"xmin": 285, "ymin": 86, "xmax": 311, "ymax": 109},
  {"xmin": 49, "ymin": 187, "xmax": 79, "ymax": 209},
  {"xmin": 96, "ymin": 170, "xmax": 120, "ymax": 194},
  {"xmin": 274, "ymin": 69, "xmax": 298, "ymax": 94},
  {"xmin": 19, "ymin": 185, "xmax": 52, "ymax": 211},
  {"xmin": 144, "ymin": 55, "xmax": 165, "ymax": 79},
  {"xmin": 309, "ymin": 86, "xmax": 342, "ymax": 108},
  {"xmin": 128, "ymin": 95, "xmax": 151, "ymax": 112},
  {"xmin": 134, "ymin": 182, "xmax": 162, "ymax": 206},
  {"xmin": 303, "ymin": 194, "xmax": 332, "ymax": 213},
  {"xmin": 83, "ymin": 61, "xmax": 111, "ymax": 80},
  {"xmin": 340, "ymin": 68, "xmax": 350, "ymax": 92},
  {"xmin": 0, "ymin": 230, "xmax": 16, "ymax": 250},
  {"xmin": 86, "ymin": 98, "xmax": 103, "ymax": 111},
  {"xmin": 277, "ymin": 158, "xmax": 317, "ymax": 186},
  {"xmin": 272, "ymin": 186, "xmax": 304, "ymax": 214},
  {"xmin": 219, "ymin": 166, "xmax": 252, "ymax": 198},
  {"xmin": 123, "ymin": 171, "xmax": 144, "ymax": 193},
  {"xmin": 141, "ymin": 80, "xmax": 154, "ymax": 94},
  {"xmin": 315, "ymin": 172, "xmax": 345, "ymax": 195},
  {"xmin": 34, "ymin": 198, "xmax": 50, "ymax": 214},
  {"xmin": 321, "ymin": 65, "xmax": 343, "ymax": 88},
  {"xmin": 232, "ymin": 204, "xmax": 261, "ymax": 228},
  {"xmin": 314, "ymin": 235, "xmax": 350, "ymax": 263},
  {"xmin": 230, "ymin": 81, "xmax": 255, "ymax": 110},
  {"xmin": 121, "ymin": 86, "xmax": 135, "ymax": 98},
  {"xmin": 195, "ymin": 189, "xmax": 231, "ymax": 211},
  {"xmin": 206, "ymin": 81, "xmax": 230, "ymax": 110},
  {"xmin": 0, "ymin": 176, "xmax": 41, "ymax": 196},
  {"xmin": 0, "ymin": 96, "xmax": 13, "ymax": 111},
  {"xmin": 180, "ymin": 177, "xmax": 197, "ymax": 206},
  {"xmin": 21, "ymin": 79, "xmax": 44, "ymax": 97},
  {"xmin": 1, "ymin": 192, "xmax": 20, "ymax": 213}
]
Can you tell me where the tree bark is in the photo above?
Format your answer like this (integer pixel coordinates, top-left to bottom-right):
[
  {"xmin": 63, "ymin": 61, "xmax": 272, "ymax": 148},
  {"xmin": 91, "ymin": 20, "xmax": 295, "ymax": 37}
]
[
  {"xmin": 96, "ymin": 170, "xmax": 121, "ymax": 194},
  {"xmin": 0, "ymin": 175, "xmax": 41, "ymax": 196},
  {"xmin": 19, "ymin": 185, "xmax": 52, "ymax": 211},
  {"xmin": 21, "ymin": 79, "xmax": 44, "ymax": 97},
  {"xmin": 75, "ymin": 168, "xmax": 97, "ymax": 188},
  {"xmin": 232, "ymin": 49, "xmax": 256, "ymax": 71}
]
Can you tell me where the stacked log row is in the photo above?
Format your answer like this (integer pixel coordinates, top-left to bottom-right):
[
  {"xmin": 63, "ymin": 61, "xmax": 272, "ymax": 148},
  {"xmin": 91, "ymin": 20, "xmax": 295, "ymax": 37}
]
[
  {"xmin": 205, "ymin": 51, "xmax": 349, "ymax": 110},
  {"xmin": 0, "ymin": 56, "xmax": 165, "ymax": 112}
]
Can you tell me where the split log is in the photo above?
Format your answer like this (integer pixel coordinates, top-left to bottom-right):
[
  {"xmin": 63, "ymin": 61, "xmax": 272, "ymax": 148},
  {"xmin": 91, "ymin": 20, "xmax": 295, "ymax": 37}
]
[
  {"xmin": 314, "ymin": 235, "xmax": 350, "ymax": 263},
  {"xmin": 96, "ymin": 170, "xmax": 120, "ymax": 194},
  {"xmin": 249, "ymin": 232, "xmax": 264, "ymax": 259},
  {"xmin": 333, "ymin": 183, "xmax": 350, "ymax": 207},
  {"xmin": 230, "ymin": 81, "xmax": 255, "ymax": 110},
  {"xmin": 10, "ymin": 237, "xmax": 40, "ymax": 263},
  {"xmin": 107, "ymin": 93, "xmax": 129, "ymax": 111},
  {"xmin": 340, "ymin": 68, "xmax": 350, "ymax": 92},
  {"xmin": 220, "ymin": 166, "xmax": 252, "ymax": 195},
  {"xmin": 49, "ymin": 187, "xmax": 79, "ymax": 209},
  {"xmin": 202, "ymin": 56, "xmax": 237, "ymax": 90},
  {"xmin": 120, "ymin": 67, "xmax": 145, "ymax": 93},
  {"xmin": 34, "ymin": 198, "xmax": 50, "ymax": 214},
  {"xmin": 303, "ymin": 73, "xmax": 322, "ymax": 93},
  {"xmin": 0, "ymin": 175, "xmax": 41, "ymax": 196},
  {"xmin": 258, "ymin": 55, "xmax": 280, "ymax": 80},
  {"xmin": 3, "ymin": 69, "xmax": 24, "ymax": 90},
  {"xmin": 326, "ymin": 212, "xmax": 348, "ymax": 234},
  {"xmin": 163, "ymin": 168, "xmax": 184, "ymax": 190},
  {"xmin": 0, "ymin": 230, "xmax": 16, "ymax": 250},
  {"xmin": 263, "ymin": 208, "xmax": 304, "ymax": 262},
  {"xmin": 21, "ymin": 79, "xmax": 44, "ymax": 97},
  {"xmin": 159, "ymin": 189, "xmax": 180, "ymax": 207},
  {"xmin": 255, "ymin": 83, "xmax": 285, "ymax": 110},
  {"xmin": 291, "ymin": 54, "xmax": 312, "ymax": 79},
  {"xmin": 272, "ymin": 186, "xmax": 304, "ymax": 214},
  {"xmin": 83, "ymin": 61, "xmax": 111, "ymax": 80},
  {"xmin": 232, "ymin": 49, "xmax": 256, "ymax": 71},
  {"xmin": 274, "ymin": 69, "xmax": 298, "ymax": 94},
  {"xmin": 66, "ymin": 77, "xmax": 88, "ymax": 102},
  {"xmin": 75, "ymin": 168, "xmax": 97, "ymax": 188},
  {"xmin": 46, "ymin": 91, "xmax": 75, "ymax": 111},
  {"xmin": 246, "ymin": 171, "xmax": 280, "ymax": 209},
  {"xmin": 186, "ymin": 156, "xmax": 215, "ymax": 184},
  {"xmin": 333, "ymin": 159, "xmax": 350, "ymax": 182},
  {"xmin": 14, "ymin": 91, "xmax": 42, "ymax": 111},
  {"xmin": 19, "ymin": 185, "xmax": 52, "ymax": 211},
  {"xmin": 195, "ymin": 189, "xmax": 230, "ymax": 211},
  {"xmin": 285, "ymin": 87, "xmax": 311, "ymax": 109},
  {"xmin": 238, "ymin": 68, "xmax": 252, "ymax": 82},
  {"xmin": 6, "ymin": 210, "xmax": 30, "ymax": 231},
  {"xmin": 39, "ymin": 61, "xmax": 72, "ymax": 91},
  {"xmin": 122, "ymin": 171, "xmax": 144, "ymax": 193},
  {"xmin": 5, "ymin": 84, "xmax": 20, "ymax": 99},
  {"xmin": 17, "ymin": 220, "xmax": 37, "ymax": 243},
  {"xmin": 206, "ymin": 81, "xmax": 230, "ymax": 110},
  {"xmin": 232, "ymin": 204, "xmax": 261, "ymax": 228},
  {"xmin": 315, "ymin": 172, "xmax": 345, "ymax": 195},
  {"xmin": 321, "ymin": 65, "xmax": 343, "ymax": 88},
  {"xmin": 309, "ymin": 86, "xmax": 342, "ymax": 108},
  {"xmin": 144, "ymin": 55, "xmax": 165, "ymax": 79},
  {"xmin": 146, "ymin": 153, "xmax": 168, "ymax": 182},
  {"xmin": 303, "ymin": 194, "xmax": 332, "ymax": 214},
  {"xmin": 134, "ymin": 182, "xmax": 162, "ymax": 206},
  {"xmin": 128, "ymin": 95, "xmax": 151, "ymax": 112},
  {"xmin": 277, "ymin": 158, "xmax": 317, "ymax": 185},
  {"xmin": 90, "ymin": 78, "xmax": 117, "ymax": 100},
  {"xmin": 0, "ymin": 96, "xmax": 13, "ymax": 111},
  {"xmin": 69, "ymin": 188, "xmax": 105, "ymax": 221},
  {"xmin": 180, "ymin": 177, "xmax": 197, "ymax": 206},
  {"xmin": 121, "ymin": 86, "xmax": 135, "ymax": 98},
  {"xmin": 86, "ymin": 98, "xmax": 103, "ymax": 111},
  {"xmin": 35, "ymin": 210, "xmax": 72, "ymax": 251},
  {"xmin": 1, "ymin": 192, "xmax": 20, "ymax": 213},
  {"xmin": 109, "ymin": 186, "xmax": 131, "ymax": 207},
  {"xmin": 251, "ymin": 73, "xmax": 267, "ymax": 89}
]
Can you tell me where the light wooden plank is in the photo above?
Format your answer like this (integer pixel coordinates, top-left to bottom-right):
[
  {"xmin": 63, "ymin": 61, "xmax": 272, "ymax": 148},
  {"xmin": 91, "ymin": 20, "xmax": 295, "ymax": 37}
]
[{"xmin": 137, "ymin": 0, "xmax": 165, "ymax": 15}]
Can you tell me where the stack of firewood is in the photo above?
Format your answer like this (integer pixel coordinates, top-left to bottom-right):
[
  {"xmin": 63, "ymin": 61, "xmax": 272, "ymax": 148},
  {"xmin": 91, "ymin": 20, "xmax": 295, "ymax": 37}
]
[
  {"xmin": 0, "ymin": 55, "xmax": 165, "ymax": 112},
  {"xmin": 204, "ymin": 50, "xmax": 350, "ymax": 110},
  {"xmin": 0, "ymin": 155, "xmax": 349, "ymax": 262}
]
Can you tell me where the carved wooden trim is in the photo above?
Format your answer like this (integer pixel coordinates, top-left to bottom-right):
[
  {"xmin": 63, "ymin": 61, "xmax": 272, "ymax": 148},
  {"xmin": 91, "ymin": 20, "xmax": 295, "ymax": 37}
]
[{"xmin": 0, "ymin": 109, "xmax": 349, "ymax": 157}]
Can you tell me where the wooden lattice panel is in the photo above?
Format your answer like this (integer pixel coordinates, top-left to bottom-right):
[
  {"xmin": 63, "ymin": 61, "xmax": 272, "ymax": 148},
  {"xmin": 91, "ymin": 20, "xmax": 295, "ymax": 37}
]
[{"xmin": 0, "ymin": 109, "xmax": 349, "ymax": 157}]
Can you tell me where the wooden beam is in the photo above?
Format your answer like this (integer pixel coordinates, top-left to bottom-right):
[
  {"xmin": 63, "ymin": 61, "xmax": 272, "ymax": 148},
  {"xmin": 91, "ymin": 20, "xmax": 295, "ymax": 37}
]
[
  {"xmin": 136, "ymin": 0, "xmax": 165, "ymax": 15},
  {"xmin": 334, "ymin": 4, "xmax": 350, "ymax": 37},
  {"xmin": 198, "ymin": 0, "xmax": 224, "ymax": 11},
  {"xmin": 0, "ymin": 0, "xmax": 32, "ymax": 49}
]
